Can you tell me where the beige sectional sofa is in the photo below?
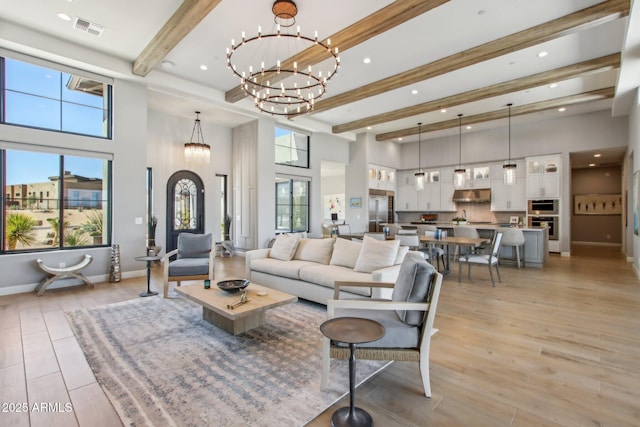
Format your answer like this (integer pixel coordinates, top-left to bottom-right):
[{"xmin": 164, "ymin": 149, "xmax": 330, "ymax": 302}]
[{"xmin": 245, "ymin": 235, "xmax": 410, "ymax": 305}]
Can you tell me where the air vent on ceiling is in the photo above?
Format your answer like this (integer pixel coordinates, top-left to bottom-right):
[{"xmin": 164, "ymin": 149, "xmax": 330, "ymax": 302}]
[{"xmin": 73, "ymin": 17, "xmax": 104, "ymax": 37}]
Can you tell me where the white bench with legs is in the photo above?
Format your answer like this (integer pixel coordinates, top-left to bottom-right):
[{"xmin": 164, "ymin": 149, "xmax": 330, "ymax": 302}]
[{"xmin": 35, "ymin": 254, "xmax": 94, "ymax": 296}]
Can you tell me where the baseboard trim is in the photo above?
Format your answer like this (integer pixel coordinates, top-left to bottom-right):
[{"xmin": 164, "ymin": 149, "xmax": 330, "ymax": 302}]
[
  {"xmin": 633, "ymin": 263, "xmax": 640, "ymax": 280},
  {"xmin": 571, "ymin": 241, "xmax": 621, "ymax": 247},
  {"xmin": 560, "ymin": 251, "xmax": 571, "ymax": 257},
  {"xmin": 627, "ymin": 256, "xmax": 634, "ymax": 263}
]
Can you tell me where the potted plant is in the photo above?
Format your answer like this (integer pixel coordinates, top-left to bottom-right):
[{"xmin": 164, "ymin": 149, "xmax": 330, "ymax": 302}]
[
  {"xmin": 6, "ymin": 212, "xmax": 36, "ymax": 250},
  {"xmin": 451, "ymin": 216, "xmax": 467, "ymax": 225}
]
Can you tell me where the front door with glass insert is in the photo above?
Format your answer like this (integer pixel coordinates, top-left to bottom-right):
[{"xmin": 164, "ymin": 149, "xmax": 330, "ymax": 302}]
[{"xmin": 166, "ymin": 171, "xmax": 204, "ymax": 253}]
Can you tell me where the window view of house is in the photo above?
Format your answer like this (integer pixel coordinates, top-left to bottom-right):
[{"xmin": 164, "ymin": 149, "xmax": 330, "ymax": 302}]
[{"xmin": 275, "ymin": 177, "xmax": 309, "ymax": 232}]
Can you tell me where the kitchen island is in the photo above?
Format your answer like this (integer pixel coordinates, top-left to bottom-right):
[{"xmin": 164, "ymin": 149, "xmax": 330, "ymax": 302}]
[{"xmin": 399, "ymin": 223, "xmax": 549, "ymax": 267}]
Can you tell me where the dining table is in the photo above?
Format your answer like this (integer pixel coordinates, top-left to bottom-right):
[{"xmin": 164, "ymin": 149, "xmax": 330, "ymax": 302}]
[{"xmin": 419, "ymin": 234, "xmax": 490, "ymax": 275}]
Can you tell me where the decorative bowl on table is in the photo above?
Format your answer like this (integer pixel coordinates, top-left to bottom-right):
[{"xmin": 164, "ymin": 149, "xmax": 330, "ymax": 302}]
[{"xmin": 217, "ymin": 279, "xmax": 250, "ymax": 293}]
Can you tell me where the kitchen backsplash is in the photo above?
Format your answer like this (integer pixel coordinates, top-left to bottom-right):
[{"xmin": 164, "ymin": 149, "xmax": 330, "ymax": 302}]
[{"xmin": 396, "ymin": 204, "xmax": 525, "ymax": 225}]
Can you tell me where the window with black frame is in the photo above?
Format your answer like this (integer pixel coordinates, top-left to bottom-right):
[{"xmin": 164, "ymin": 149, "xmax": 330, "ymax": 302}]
[
  {"xmin": 275, "ymin": 177, "xmax": 309, "ymax": 233},
  {"xmin": 275, "ymin": 127, "xmax": 309, "ymax": 168},
  {"xmin": 2, "ymin": 56, "xmax": 112, "ymax": 139},
  {"xmin": 2, "ymin": 149, "xmax": 112, "ymax": 252}
]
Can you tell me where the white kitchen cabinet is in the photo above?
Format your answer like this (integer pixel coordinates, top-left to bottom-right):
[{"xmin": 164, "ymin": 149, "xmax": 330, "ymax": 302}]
[
  {"xmin": 418, "ymin": 171, "xmax": 441, "ymax": 211},
  {"xmin": 526, "ymin": 155, "xmax": 560, "ymax": 198},
  {"xmin": 490, "ymin": 160, "xmax": 526, "ymax": 211},
  {"xmin": 460, "ymin": 165, "xmax": 490, "ymax": 189},
  {"xmin": 396, "ymin": 182, "xmax": 418, "ymax": 211},
  {"xmin": 439, "ymin": 167, "xmax": 457, "ymax": 211},
  {"xmin": 369, "ymin": 164, "xmax": 396, "ymax": 191}
]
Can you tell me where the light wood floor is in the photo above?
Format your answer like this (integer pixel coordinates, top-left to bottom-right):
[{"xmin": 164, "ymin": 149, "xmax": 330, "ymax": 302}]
[{"xmin": 1, "ymin": 246, "xmax": 639, "ymax": 426}]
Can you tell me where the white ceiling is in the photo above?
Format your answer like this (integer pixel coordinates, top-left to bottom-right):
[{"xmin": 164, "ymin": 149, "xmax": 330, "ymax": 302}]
[{"xmin": 0, "ymin": 0, "xmax": 637, "ymax": 170}]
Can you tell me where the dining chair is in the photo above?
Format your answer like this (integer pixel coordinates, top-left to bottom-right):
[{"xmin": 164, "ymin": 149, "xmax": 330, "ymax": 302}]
[
  {"xmin": 500, "ymin": 228, "xmax": 526, "ymax": 268},
  {"xmin": 364, "ymin": 232, "xmax": 386, "ymax": 241},
  {"xmin": 458, "ymin": 232, "xmax": 503, "ymax": 287},
  {"xmin": 321, "ymin": 252, "xmax": 443, "ymax": 397},
  {"xmin": 452, "ymin": 226, "xmax": 480, "ymax": 258},
  {"xmin": 422, "ymin": 230, "xmax": 446, "ymax": 271},
  {"xmin": 395, "ymin": 234, "xmax": 429, "ymax": 261}
]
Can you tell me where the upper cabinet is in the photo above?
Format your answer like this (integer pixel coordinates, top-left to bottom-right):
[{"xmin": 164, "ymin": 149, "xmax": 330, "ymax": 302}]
[
  {"xmin": 369, "ymin": 164, "xmax": 395, "ymax": 191},
  {"xmin": 490, "ymin": 160, "xmax": 526, "ymax": 211},
  {"xmin": 525, "ymin": 155, "xmax": 560, "ymax": 198},
  {"xmin": 396, "ymin": 168, "xmax": 456, "ymax": 212},
  {"xmin": 459, "ymin": 165, "xmax": 491, "ymax": 189},
  {"xmin": 396, "ymin": 170, "xmax": 418, "ymax": 211}
]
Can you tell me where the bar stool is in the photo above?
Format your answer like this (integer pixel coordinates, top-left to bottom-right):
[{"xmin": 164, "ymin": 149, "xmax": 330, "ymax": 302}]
[{"xmin": 500, "ymin": 228, "xmax": 525, "ymax": 268}]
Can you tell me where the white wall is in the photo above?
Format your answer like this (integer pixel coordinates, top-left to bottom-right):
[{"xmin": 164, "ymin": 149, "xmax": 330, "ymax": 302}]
[
  {"xmin": 629, "ymin": 89, "xmax": 640, "ymax": 275},
  {"xmin": 146, "ymin": 109, "xmax": 233, "ymax": 249}
]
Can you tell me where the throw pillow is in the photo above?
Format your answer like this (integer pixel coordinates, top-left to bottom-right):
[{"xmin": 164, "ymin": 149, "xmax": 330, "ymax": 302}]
[
  {"xmin": 329, "ymin": 237, "xmax": 362, "ymax": 269},
  {"xmin": 392, "ymin": 252, "xmax": 435, "ymax": 326},
  {"xmin": 293, "ymin": 238, "xmax": 335, "ymax": 264},
  {"xmin": 269, "ymin": 233, "xmax": 301, "ymax": 261},
  {"xmin": 394, "ymin": 245, "xmax": 410, "ymax": 265},
  {"xmin": 353, "ymin": 235, "xmax": 400, "ymax": 273}
]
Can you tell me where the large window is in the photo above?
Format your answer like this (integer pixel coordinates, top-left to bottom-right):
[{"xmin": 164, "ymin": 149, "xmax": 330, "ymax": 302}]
[
  {"xmin": 2, "ymin": 56, "xmax": 112, "ymax": 138},
  {"xmin": 275, "ymin": 177, "xmax": 309, "ymax": 233},
  {"xmin": 275, "ymin": 127, "xmax": 309, "ymax": 168},
  {"xmin": 2, "ymin": 149, "xmax": 111, "ymax": 252}
]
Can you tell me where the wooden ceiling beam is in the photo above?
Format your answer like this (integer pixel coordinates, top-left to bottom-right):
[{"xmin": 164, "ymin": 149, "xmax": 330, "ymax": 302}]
[
  {"xmin": 332, "ymin": 53, "xmax": 620, "ymax": 134},
  {"xmin": 133, "ymin": 0, "xmax": 223, "ymax": 77},
  {"xmin": 375, "ymin": 87, "xmax": 615, "ymax": 141},
  {"xmin": 224, "ymin": 0, "xmax": 449, "ymax": 103},
  {"xmin": 311, "ymin": 0, "xmax": 629, "ymax": 116}
]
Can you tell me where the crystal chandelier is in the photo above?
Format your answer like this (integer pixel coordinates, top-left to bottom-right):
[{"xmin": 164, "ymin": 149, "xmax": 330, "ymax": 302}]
[
  {"xmin": 226, "ymin": 0, "xmax": 340, "ymax": 116},
  {"xmin": 415, "ymin": 122, "xmax": 425, "ymax": 191},
  {"xmin": 503, "ymin": 103, "xmax": 517, "ymax": 185},
  {"xmin": 453, "ymin": 114, "xmax": 466, "ymax": 189},
  {"xmin": 184, "ymin": 111, "xmax": 210, "ymax": 164}
]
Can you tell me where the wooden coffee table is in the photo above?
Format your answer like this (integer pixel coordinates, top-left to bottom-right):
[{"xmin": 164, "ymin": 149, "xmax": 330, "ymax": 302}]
[{"xmin": 175, "ymin": 281, "xmax": 297, "ymax": 335}]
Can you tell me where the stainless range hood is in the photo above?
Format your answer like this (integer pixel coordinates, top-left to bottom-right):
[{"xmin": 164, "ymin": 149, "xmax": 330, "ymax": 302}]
[{"xmin": 452, "ymin": 188, "xmax": 491, "ymax": 203}]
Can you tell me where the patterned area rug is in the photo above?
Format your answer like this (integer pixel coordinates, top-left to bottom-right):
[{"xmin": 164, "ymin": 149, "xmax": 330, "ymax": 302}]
[{"xmin": 66, "ymin": 297, "xmax": 388, "ymax": 426}]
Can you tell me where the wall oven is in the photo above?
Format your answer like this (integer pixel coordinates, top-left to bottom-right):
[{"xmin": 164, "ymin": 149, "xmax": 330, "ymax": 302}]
[
  {"xmin": 528, "ymin": 215, "xmax": 558, "ymax": 240},
  {"xmin": 527, "ymin": 199, "xmax": 559, "ymax": 215}
]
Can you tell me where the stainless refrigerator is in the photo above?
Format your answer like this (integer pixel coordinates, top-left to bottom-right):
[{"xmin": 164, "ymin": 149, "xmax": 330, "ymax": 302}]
[{"xmin": 368, "ymin": 193, "xmax": 391, "ymax": 232}]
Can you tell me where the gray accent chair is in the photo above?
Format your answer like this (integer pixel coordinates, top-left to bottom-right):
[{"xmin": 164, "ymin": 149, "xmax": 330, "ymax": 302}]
[
  {"xmin": 163, "ymin": 233, "xmax": 215, "ymax": 298},
  {"xmin": 321, "ymin": 252, "xmax": 443, "ymax": 397}
]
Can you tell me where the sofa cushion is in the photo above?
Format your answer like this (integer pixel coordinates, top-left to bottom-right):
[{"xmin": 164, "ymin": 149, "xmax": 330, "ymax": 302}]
[
  {"xmin": 249, "ymin": 258, "xmax": 315, "ymax": 280},
  {"xmin": 329, "ymin": 237, "xmax": 362, "ymax": 269},
  {"xmin": 298, "ymin": 264, "xmax": 372, "ymax": 297},
  {"xmin": 332, "ymin": 308, "xmax": 419, "ymax": 348},
  {"xmin": 269, "ymin": 233, "xmax": 300, "ymax": 261},
  {"xmin": 177, "ymin": 233, "xmax": 212, "ymax": 259},
  {"xmin": 353, "ymin": 235, "xmax": 400, "ymax": 273},
  {"xmin": 293, "ymin": 238, "xmax": 334, "ymax": 264},
  {"xmin": 392, "ymin": 252, "xmax": 435, "ymax": 326}
]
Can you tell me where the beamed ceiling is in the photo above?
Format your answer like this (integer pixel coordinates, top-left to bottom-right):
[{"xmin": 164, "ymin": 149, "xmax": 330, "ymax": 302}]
[{"xmin": 1, "ymin": 0, "xmax": 638, "ymax": 150}]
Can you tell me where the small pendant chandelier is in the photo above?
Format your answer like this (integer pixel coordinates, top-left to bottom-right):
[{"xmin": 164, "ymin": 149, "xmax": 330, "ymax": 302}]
[
  {"xmin": 453, "ymin": 113, "xmax": 466, "ymax": 189},
  {"xmin": 503, "ymin": 103, "xmax": 517, "ymax": 185},
  {"xmin": 415, "ymin": 122, "xmax": 425, "ymax": 191},
  {"xmin": 184, "ymin": 111, "xmax": 210, "ymax": 164}
]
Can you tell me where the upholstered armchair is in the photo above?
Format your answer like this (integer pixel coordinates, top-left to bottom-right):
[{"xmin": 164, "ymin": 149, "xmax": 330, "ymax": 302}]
[
  {"xmin": 321, "ymin": 252, "xmax": 443, "ymax": 397},
  {"xmin": 163, "ymin": 233, "xmax": 215, "ymax": 298}
]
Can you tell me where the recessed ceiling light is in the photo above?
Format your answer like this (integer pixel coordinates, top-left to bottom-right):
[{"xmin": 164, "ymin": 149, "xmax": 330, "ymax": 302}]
[
  {"xmin": 558, "ymin": 107, "xmax": 566, "ymax": 112},
  {"xmin": 398, "ymin": 138, "xmax": 403, "ymax": 141},
  {"xmin": 538, "ymin": 51, "xmax": 548, "ymax": 58},
  {"xmin": 57, "ymin": 13, "xmax": 71, "ymax": 21},
  {"xmin": 363, "ymin": 57, "xmax": 371, "ymax": 64},
  {"xmin": 440, "ymin": 109, "xmax": 447, "ymax": 113},
  {"xmin": 411, "ymin": 89, "xmax": 418, "ymax": 95},
  {"xmin": 466, "ymin": 125, "xmax": 472, "ymax": 130},
  {"xmin": 589, "ymin": 163, "xmax": 596, "ymax": 167},
  {"xmin": 161, "ymin": 60, "xmax": 175, "ymax": 69},
  {"xmin": 594, "ymin": 153, "xmax": 602, "ymax": 158},
  {"xmin": 200, "ymin": 64, "xmax": 208, "ymax": 71},
  {"xmin": 366, "ymin": 126, "xmax": 372, "ymax": 130},
  {"xmin": 549, "ymin": 83, "xmax": 558, "ymax": 88}
]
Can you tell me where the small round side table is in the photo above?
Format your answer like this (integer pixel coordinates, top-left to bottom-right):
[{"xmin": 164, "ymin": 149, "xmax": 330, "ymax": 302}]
[
  {"xmin": 135, "ymin": 255, "xmax": 162, "ymax": 297},
  {"xmin": 320, "ymin": 317, "xmax": 385, "ymax": 427}
]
